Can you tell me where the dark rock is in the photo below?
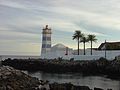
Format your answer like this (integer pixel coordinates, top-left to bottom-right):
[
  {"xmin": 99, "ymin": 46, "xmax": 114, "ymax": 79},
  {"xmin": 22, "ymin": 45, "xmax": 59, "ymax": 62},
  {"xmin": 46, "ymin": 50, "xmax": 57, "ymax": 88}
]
[
  {"xmin": 94, "ymin": 87, "xmax": 104, "ymax": 90},
  {"xmin": 73, "ymin": 86, "xmax": 90, "ymax": 90},
  {"xmin": 50, "ymin": 83, "xmax": 91, "ymax": 90},
  {"xmin": 0, "ymin": 66, "xmax": 40, "ymax": 90},
  {"xmin": 107, "ymin": 89, "xmax": 112, "ymax": 90}
]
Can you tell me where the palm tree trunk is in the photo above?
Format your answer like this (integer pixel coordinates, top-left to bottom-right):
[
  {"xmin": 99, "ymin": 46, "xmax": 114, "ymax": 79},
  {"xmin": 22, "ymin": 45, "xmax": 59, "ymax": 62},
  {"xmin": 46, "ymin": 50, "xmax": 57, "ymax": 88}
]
[
  {"xmin": 84, "ymin": 42, "xmax": 85, "ymax": 55},
  {"xmin": 78, "ymin": 38, "xmax": 79, "ymax": 55},
  {"xmin": 91, "ymin": 40, "xmax": 92, "ymax": 55}
]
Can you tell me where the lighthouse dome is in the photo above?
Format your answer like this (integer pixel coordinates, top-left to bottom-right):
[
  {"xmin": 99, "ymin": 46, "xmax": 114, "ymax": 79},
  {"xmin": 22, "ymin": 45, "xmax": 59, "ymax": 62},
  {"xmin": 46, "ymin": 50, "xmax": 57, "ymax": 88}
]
[
  {"xmin": 52, "ymin": 43, "xmax": 66, "ymax": 48},
  {"xmin": 51, "ymin": 43, "xmax": 66, "ymax": 51}
]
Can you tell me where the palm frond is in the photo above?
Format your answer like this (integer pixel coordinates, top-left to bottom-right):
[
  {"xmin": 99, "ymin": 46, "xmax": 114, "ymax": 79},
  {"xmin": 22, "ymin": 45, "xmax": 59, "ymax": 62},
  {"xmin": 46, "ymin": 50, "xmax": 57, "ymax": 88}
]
[
  {"xmin": 88, "ymin": 34, "xmax": 97, "ymax": 42},
  {"xmin": 72, "ymin": 30, "xmax": 83, "ymax": 41}
]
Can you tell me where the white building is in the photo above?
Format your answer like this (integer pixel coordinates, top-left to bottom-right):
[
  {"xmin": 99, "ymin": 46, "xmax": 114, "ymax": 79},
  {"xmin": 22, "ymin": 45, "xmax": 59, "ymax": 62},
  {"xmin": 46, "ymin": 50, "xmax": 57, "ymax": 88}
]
[
  {"xmin": 40, "ymin": 25, "xmax": 120, "ymax": 60},
  {"xmin": 41, "ymin": 43, "xmax": 73, "ymax": 59},
  {"xmin": 72, "ymin": 42, "xmax": 120, "ymax": 60}
]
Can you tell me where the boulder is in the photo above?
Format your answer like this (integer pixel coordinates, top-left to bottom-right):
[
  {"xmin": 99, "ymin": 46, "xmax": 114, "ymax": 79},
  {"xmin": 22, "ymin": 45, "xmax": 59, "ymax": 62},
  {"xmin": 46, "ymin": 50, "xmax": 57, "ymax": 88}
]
[{"xmin": 0, "ymin": 66, "xmax": 39, "ymax": 90}]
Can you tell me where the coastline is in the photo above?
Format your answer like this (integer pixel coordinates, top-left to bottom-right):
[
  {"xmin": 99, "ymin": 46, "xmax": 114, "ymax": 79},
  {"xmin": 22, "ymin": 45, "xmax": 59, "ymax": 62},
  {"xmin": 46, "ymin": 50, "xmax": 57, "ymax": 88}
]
[
  {"xmin": 0, "ymin": 66, "xmax": 112, "ymax": 90},
  {"xmin": 2, "ymin": 58, "xmax": 120, "ymax": 80}
]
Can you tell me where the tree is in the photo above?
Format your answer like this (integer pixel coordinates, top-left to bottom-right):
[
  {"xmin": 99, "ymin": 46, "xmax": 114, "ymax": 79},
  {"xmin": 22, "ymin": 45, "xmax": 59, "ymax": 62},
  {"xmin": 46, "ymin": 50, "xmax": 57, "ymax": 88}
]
[
  {"xmin": 73, "ymin": 30, "xmax": 83, "ymax": 55},
  {"xmin": 81, "ymin": 35, "xmax": 88, "ymax": 55},
  {"xmin": 88, "ymin": 34, "xmax": 97, "ymax": 55}
]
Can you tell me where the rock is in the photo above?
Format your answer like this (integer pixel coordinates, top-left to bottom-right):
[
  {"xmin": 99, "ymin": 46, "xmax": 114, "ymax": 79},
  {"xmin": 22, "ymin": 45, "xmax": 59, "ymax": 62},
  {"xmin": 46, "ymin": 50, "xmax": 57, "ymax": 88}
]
[
  {"xmin": 0, "ymin": 61, "xmax": 2, "ymax": 67},
  {"xmin": 0, "ymin": 66, "xmax": 39, "ymax": 90},
  {"xmin": 50, "ymin": 83, "xmax": 91, "ymax": 90},
  {"xmin": 74, "ymin": 86, "xmax": 91, "ymax": 90},
  {"xmin": 38, "ymin": 80, "xmax": 50, "ymax": 90},
  {"xmin": 94, "ymin": 87, "xmax": 104, "ymax": 90}
]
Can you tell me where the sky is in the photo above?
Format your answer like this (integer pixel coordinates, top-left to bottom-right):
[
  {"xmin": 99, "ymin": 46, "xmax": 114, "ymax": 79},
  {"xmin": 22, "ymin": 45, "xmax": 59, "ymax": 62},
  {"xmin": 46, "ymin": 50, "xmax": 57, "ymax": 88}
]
[{"xmin": 0, "ymin": 0, "xmax": 120, "ymax": 55}]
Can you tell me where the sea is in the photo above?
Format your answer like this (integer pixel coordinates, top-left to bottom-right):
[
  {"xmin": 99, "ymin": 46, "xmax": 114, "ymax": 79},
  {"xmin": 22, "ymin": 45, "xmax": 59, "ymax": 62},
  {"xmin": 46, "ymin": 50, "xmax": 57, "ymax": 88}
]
[
  {"xmin": 1, "ymin": 55, "xmax": 120, "ymax": 90},
  {"xmin": 27, "ymin": 71, "xmax": 120, "ymax": 90},
  {"xmin": 0, "ymin": 55, "xmax": 40, "ymax": 61}
]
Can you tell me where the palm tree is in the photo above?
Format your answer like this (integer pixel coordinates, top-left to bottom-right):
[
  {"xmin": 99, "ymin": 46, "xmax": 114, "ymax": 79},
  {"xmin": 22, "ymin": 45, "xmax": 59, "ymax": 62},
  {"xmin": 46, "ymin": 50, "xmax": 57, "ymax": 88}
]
[
  {"xmin": 88, "ymin": 34, "xmax": 97, "ymax": 55},
  {"xmin": 81, "ymin": 35, "xmax": 88, "ymax": 55},
  {"xmin": 73, "ymin": 30, "xmax": 83, "ymax": 55}
]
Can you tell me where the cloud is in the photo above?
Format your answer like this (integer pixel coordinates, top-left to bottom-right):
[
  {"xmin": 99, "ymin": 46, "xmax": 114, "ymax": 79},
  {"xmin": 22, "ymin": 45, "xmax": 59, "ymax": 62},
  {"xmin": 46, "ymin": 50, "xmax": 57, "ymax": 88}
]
[
  {"xmin": 0, "ymin": 0, "xmax": 28, "ymax": 9},
  {"xmin": 0, "ymin": 0, "xmax": 120, "ymax": 55}
]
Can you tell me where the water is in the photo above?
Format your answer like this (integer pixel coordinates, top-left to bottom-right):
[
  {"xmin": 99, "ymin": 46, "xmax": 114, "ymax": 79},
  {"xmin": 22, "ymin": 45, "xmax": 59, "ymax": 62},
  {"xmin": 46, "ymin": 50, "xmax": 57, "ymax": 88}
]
[
  {"xmin": 26, "ymin": 71, "xmax": 120, "ymax": 90},
  {"xmin": 0, "ymin": 55, "xmax": 40, "ymax": 61}
]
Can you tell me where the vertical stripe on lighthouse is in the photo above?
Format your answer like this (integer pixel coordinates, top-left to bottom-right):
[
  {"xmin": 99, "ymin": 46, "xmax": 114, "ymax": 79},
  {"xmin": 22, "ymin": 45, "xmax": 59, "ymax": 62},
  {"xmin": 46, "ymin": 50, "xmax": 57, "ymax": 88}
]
[{"xmin": 41, "ymin": 25, "xmax": 52, "ymax": 56}]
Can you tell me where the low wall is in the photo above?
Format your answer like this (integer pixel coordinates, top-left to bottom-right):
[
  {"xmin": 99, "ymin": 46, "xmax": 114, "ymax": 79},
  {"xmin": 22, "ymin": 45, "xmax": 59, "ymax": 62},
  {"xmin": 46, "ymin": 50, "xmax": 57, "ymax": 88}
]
[
  {"xmin": 41, "ymin": 54, "xmax": 104, "ymax": 61},
  {"xmin": 64, "ymin": 50, "xmax": 120, "ymax": 60},
  {"xmin": 91, "ymin": 50, "xmax": 120, "ymax": 60},
  {"xmin": 71, "ymin": 55, "xmax": 103, "ymax": 60},
  {"xmin": 41, "ymin": 50, "xmax": 120, "ymax": 60}
]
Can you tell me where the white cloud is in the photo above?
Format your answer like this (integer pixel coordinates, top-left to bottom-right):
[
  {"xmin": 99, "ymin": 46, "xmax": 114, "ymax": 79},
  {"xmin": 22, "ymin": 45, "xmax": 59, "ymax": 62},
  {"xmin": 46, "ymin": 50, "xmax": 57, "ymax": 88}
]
[
  {"xmin": 0, "ymin": 0, "xmax": 120, "ymax": 55},
  {"xmin": 0, "ymin": 0, "xmax": 27, "ymax": 9}
]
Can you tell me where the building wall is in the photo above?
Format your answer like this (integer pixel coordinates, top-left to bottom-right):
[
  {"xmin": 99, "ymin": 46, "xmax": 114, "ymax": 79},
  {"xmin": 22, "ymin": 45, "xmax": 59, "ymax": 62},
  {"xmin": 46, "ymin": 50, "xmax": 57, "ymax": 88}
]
[
  {"xmin": 64, "ymin": 50, "xmax": 120, "ymax": 60},
  {"xmin": 40, "ymin": 49, "xmax": 73, "ymax": 59},
  {"xmin": 41, "ymin": 49, "xmax": 120, "ymax": 60}
]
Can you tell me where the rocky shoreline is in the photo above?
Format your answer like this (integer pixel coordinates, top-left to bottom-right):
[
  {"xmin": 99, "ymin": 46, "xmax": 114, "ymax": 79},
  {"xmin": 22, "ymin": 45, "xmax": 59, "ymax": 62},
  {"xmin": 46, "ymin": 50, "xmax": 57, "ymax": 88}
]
[
  {"xmin": 2, "ymin": 58, "xmax": 120, "ymax": 80},
  {"xmin": 0, "ymin": 66, "xmax": 40, "ymax": 90},
  {"xmin": 0, "ymin": 66, "xmax": 112, "ymax": 90}
]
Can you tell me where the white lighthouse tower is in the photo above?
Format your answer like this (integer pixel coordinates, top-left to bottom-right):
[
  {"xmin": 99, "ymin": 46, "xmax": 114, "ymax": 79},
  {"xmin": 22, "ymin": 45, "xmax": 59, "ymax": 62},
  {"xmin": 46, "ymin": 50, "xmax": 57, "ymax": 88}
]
[{"xmin": 41, "ymin": 25, "xmax": 52, "ymax": 57}]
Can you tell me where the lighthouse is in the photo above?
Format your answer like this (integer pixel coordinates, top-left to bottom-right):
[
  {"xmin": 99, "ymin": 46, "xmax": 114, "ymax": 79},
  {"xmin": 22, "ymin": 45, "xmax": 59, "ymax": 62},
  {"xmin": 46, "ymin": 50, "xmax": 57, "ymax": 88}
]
[{"xmin": 41, "ymin": 25, "xmax": 52, "ymax": 56}]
